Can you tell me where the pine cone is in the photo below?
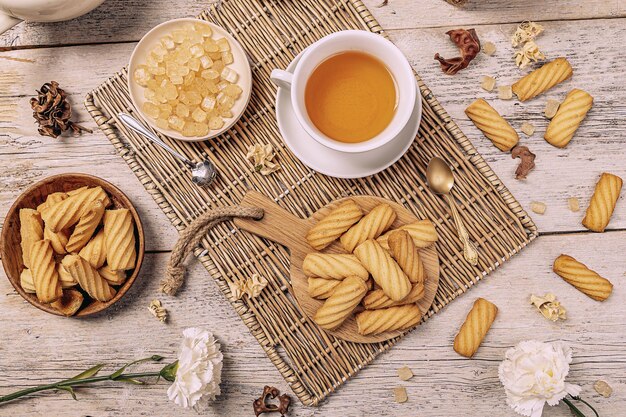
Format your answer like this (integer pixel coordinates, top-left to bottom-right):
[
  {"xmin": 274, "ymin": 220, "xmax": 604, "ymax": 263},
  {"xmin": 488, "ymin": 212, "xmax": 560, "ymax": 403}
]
[{"xmin": 30, "ymin": 81, "xmax": 92, "ymax": 138}]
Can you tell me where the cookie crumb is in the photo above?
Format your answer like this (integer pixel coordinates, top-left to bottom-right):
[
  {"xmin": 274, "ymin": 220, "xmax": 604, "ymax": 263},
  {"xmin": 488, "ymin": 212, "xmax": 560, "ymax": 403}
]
[
  {"xmin": 397, "ymin": 366, "xmax": 413, "ymax": 381},
  {"xmin": 594, "ymin": 380, "xmax": 612, "ymax": 398},
  {"xmin": 545, "ymin": 99, "xmax": 561, "ymax": 119},
  {"xmin": 567, "ymin": 197, "xmax": 580, "ymax": 212},
  {"xmin": 498, "ymin": 85, "xmax": 513, "ymax": 100},
  {"xmin": 521, "ymin": 122, "xmax": 535, "ymax": 136},
  {"xmin": 393, "ymin": 386, "xmax": 408, "ymax": 403},
  {"xmin": 481, "ymin": 76, "xmax": 496, "ymax": 92},
  {"xmin": 530, "ymin": 201, "xmax": 546, "ymax": 215}
]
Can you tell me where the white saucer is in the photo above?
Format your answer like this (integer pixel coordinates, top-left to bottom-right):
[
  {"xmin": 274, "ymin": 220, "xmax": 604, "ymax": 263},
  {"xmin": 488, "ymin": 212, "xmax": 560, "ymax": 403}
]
[{"xmin": 276, "ymin": 53, "xmax": 422, "ymax": 179}]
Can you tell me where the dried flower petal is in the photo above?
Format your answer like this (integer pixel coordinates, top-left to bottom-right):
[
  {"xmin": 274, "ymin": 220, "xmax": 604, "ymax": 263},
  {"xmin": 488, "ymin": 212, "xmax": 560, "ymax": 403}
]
[
  {"xmin": 246, "ymin": 144, "xmax": 280, "ymax": 175},
  {"xmin": 530, "ymin": 293, "xmax": 566, "ymax": 322},
  {"xmin": 511, "ymin": 145, "xmax": 536, "ymax": 180},
  {"xmin": 393, "ymin": 386, "xmax": 408, "ymax": 403},
  {"xmin": 228, "ymin": 280, "xmax": 245, "ymax": 301},
  {"xmin": 511, "ymin": 21, "xmax": 544, "ymax": 48},
  {"xmin": 531, "ymin": 201, "xmax": 546, "ymax": 215},
  {"xmin": 567, "ymin": 197, "xmax": 580, "ymax": 212},
  {"xmin": 544, "ymin": 99, "xmax": 561, "ymax": 119},
  {"xmin": 498, "ymin": 85, "xmax": 513, "ymax": 100},
  {"xmin": 483, "ymin": 41, "xmax": 496, "ymax": 56},
  {"xmin": 434, "ymin": 28, "xmax": 481, "ymax": 75},
  {"xmin": 593, "ymin": 380, "xmax": 613, "ymax": 398},
  {"xmin": 30, "ymin": 81, "xmax": 92, "ymax": 138},
  {"xmin": 244, "ymin": 273, "xmax": 268, "ymax": 298},
  {"xmin": 481, "ymin": 76, "xmax": 496, "ymax": 92},
  {"xmin": 148, "ymin": 299, "xmax": 168, "ymax": 322},
  {"xmin": 514, "ymin": 40, "xmax": 546, "ymax": 69},
  {"xmin": 397, "ymin": 366, "xmax": 413, "ymax": 381}
]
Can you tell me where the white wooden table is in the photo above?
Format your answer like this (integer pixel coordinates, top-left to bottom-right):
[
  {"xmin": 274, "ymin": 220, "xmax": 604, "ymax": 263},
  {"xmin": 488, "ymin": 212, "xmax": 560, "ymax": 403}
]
[{"xmin": 1, "ymin": 1, "xmax": 624, "ymax": 416}]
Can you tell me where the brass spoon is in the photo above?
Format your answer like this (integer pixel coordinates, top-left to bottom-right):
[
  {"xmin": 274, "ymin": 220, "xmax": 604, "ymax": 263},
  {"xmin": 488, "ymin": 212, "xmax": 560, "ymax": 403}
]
[{"xmin": 426, "ymin": 156, "xmax": 479, "ymax": 266}]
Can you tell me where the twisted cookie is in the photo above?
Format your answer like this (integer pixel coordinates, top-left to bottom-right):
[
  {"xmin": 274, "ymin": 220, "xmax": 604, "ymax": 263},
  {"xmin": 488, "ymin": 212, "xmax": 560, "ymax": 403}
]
[
  {"xmin": 354, "ymin": 240, "xmax": 411, "ymax": 301},
  {"xmin": 78, "ymin": 229, "xmax": 107, "ymax": 269},
  {"xmin": 41, "ymin": 186, "xmax": 110, "ymax": 232},
  {"xmin": 465, "ymin": 98, "xmax": 519, "ymax": 151},
  {"xmin": 30, "ymin": 239, "xmax": 62, "ymax": 303},
  {"xmin": 387, "ymin": 230, "xmax": 425, "ymax": 285},
  {"xmin": 544, "ymin": 89, "xmax": 593, "ymax": 148},
  {"xmin": 19, "ymin": 208, "xmax": 44, "ymax": 269},
  {"xmin": 356, "ymin": 304, "xmax": 422, "ymax": 336},
  {"xmin": 553, "ymin": 254, "xmax": 613, "ymax": 301},
  {"xmin": 62, "ymin": 254, "xmax": 116, "ymax": 302},
  {"xmin": 307, "ymin": 277, "xmax": 342, "ymax": 300},
  {"xmin": 362, "ymin": 283, "xmax": 424, "ymax": 310},
  {"xmin": 512, "ymin": 57, "xmax": 573, "ymax": 102},
  {"xmin": 453, "ymin": 298, "xmax": 498, "ymax": 358},
  {"xmin": 103, "ymin": 209, "xmax": 137, "ymax": 271},
  {"xmin": 302, "ymin": 253, "xmax": 368, "ymax": 280},
  {"xmin": 306, "ymin": 200, "xmax": 363, "ymax": 250},
  {"xmin": 313, "ymin": 276, "xmax": 368, "ymax": 330},
  {"xmin": 66, "ymin": 199, "xmax": 106, "ymax": 253},
  {"xmin": 582, "ymin": 173, "xmax": 622, "ymax": 233},
  {"xmin": 377, "ymin": 220, "xmax": 438, "ymax": 250},
  {"xmin": 340, "ymin": 204, "xmax": 396, "ymax": 253}
]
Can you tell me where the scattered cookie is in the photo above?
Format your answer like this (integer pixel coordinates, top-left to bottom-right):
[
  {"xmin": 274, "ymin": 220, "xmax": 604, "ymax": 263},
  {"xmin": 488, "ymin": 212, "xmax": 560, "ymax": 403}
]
[
  {"xmin": 481, "ymin": 76, "xmax": 496, "ymax": 92},
  {"xmin": 544, "ymin": 99, "xmax": 561, "ymax": 119},
  {"xmin": 530, "ymin": 201, "xmax": 546, "ymax": 215},
  {"xmin": 393, "ymin": 386, "xmax": 408, "ymax": 403},
  {"xmin": 520, "ymin": 122, "xmax": 535, "ymax": 136},
  {"xmin": 498, "ymin": 85, "xmax": 513, "ymax": 100},
  {"xmin": 482, "ymin": 41, "xmax": 496, "ymax": 56},
  {"xmin": 567, "ymin": 197, "xmax": 580, "ymax": 212},
  {"xmin": 593, "ymin": 380, "xmax": 613, "ymax": 398},
  {"xmin": 397, "ymin": 366, "xmax": 414, "ymax": 381}
]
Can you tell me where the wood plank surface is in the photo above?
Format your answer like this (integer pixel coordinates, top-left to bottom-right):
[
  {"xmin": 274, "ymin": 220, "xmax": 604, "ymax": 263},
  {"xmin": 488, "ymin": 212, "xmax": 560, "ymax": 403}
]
[
  {"xmin": 0, "ymin": 0, "xmax": 624, "ymax": 48},
  {"xmin": 0, "ymin": 232, "xmax": 623, "ymax": 416}
]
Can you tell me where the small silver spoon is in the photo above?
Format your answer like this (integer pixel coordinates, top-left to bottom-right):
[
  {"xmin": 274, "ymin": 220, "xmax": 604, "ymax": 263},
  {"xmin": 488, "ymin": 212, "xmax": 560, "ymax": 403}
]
[
  {"xmin": 118, "ymin": 113, "xmax": 216, "ymax": 186},
  {"xmin": 426, "ymin": 156, "xmax": 479, "ymax": 266}
]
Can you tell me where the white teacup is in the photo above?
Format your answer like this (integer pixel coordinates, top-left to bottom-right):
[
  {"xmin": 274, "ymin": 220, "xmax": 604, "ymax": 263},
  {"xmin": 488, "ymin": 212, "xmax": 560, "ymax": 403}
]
[{"xmin": 270, "ymin": 30, "xmax": 416, "ymax": 154}]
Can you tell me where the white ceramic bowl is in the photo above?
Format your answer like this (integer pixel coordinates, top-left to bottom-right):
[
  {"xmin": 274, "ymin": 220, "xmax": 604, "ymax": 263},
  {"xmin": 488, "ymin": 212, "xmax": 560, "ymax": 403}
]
[{"xmin": 128, "ymin": 18, "xmax": 252, "ymax": 142}]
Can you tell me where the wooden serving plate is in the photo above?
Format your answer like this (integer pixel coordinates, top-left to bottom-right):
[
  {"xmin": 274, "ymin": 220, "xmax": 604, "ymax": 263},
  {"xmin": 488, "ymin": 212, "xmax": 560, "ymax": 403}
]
[
  {"xmin": 234, "ymin": 190, "xmax": 440, "ymax": 343},
  {"xmin": 0, "ymin": 173, "xmax": 145, "ymax": 317}
]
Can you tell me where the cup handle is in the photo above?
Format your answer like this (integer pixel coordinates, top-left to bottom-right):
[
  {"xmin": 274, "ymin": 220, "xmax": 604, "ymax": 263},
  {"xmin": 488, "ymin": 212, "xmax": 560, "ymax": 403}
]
[
  {"xmin": 0, "ymin": 13, "xmax": 21, "ymax": 35},
  {"xmin": 270, "ymin": 69, "xmax": 293, "ymax": 90}
]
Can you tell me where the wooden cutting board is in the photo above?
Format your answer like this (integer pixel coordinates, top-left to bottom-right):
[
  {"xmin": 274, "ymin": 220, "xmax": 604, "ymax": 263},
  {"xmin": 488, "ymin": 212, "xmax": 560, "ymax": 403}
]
[{"xmin": 234, "ymin": 190, "xmax": 440, "ymax": 343}]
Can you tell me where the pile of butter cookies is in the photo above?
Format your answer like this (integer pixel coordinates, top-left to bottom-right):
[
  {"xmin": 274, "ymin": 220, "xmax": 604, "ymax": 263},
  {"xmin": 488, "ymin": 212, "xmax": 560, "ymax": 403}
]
[
  {"xmin": 302, "ymin": 200, "xmax": 438, "ymax": 336},
  {"xmin": 18, "ymin": 186, "xmax": 137, "ymax": 316}
]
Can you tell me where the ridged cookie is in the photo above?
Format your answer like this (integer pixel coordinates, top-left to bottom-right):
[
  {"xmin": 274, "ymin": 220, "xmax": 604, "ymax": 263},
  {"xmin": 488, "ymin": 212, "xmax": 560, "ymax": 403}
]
[
  {"xmin": 302, "ymin": 253, "xmax": 368, "ymax": 280},
  {"xmin": 306, "ymin": 200, "xmax": 363, "ymax": 250},
  {"xmin": 582, "ymin": 173, "xmax": 623, "ymax": 232},
  {"xmin": 66, "ymin": 199, "xmax": 106, "ymax": 253},
  {"xmin": 512, "ymin": 57, "xmax": 573, "ymax": 101},
  {"xmin": 453, "ymin": 298, "xmax": 498, "ymax": 358},
  {"xmin": 98, "ymin": 264, "xmax": 127, "ymax": 286},
  {"xmin": 78, "ymin": 229, "xmax": 107, "ymax": 269},
  {"xmin": 377, "ymin": 220, "xmax": 438, "ymax": 250},
  {"xmin": 465, "ymin": 99, "xmax": 519, "ymax": 151},
  {"xmin": 51, "ymin": 289, "xmax": 84, "ymax": 316},
  {"xmin": 62, "ymin": 254, "xmax": 116, "ymax": 302},
  {"xmin": 354, "ymin": 240, "xmax": 411, "ymax": 301},
  {"xmin": 30, "ymin": 239, "xmax": 62, "ymax": 303},
  {"xmin": 41, "ymin": 186, "xmax": 110, "ymax": 232},
  {"xmin": 36, "ymin": 192, "xmax": 68, "ymax": 214},
  {"xmin": 362, "ymin": 283, "xmax": 424, "ymax": 310},
  {"xmin": 103, "ymin": 209, "xmax": 137, "ymax": 271},
  {"xmin": 356, "ymin": 304, "xmax": 422, "ymax": 336},
  {"xmin": 553, "ymin": 254, "xmax": 613, "ymax": 301},
  {"xmin": 544, "ymin": 89, "xmax": 593, "ymax": 148},
  {"xmin": 44, "ymin": 227, "xmax": 69, "ymax": 255},
  {"xmin": 20, "ymin": 269, "xmax": 36, "ymax": 293},
  {"xmin": 19, "ymin": 208, "xmax": 44, "ymax": 268},
  {"xmin": 387, "ymin": 230, "xmax": 425, "ymax": 285},
  {"xmin": 307, "ymin": 277, "xmax": 342, "ymax": 300},
  {"xmin": 313, "ymin": 276, "xmax": 368, "ymax": 330},
  {"xmin": 340, "ymin": 204, "xmax": 396, "ymax": 252},
  {"xmin": 57, "ymin": 260, "xmax": 78, "ymax": 288}
]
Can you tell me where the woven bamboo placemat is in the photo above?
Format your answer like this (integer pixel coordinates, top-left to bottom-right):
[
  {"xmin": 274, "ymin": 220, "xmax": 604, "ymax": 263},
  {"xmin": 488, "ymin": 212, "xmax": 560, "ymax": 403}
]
[{"xmin": 85, "ymin": 0, "xmax": 537, "ymax": 406}]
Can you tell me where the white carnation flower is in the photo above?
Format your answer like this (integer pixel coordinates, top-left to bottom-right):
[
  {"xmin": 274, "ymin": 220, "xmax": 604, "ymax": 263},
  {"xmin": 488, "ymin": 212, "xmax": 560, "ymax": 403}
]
[
  {"xmin": 167, "ymin": 327, "xmax": 223, "ymax": 409},
  {"xmin": 499, "ymin": 340, "xmax": 581, "ymax": 417}
]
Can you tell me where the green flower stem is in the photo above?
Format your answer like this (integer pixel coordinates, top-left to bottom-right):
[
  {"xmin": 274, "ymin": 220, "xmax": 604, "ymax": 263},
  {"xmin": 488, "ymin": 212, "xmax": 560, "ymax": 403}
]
[
  {"xmin": 0, "ymin": 371, "xmax": 162, "ymax": 405},
  {"xmin": 563, "ymin": 395, "xmax": 600, "ymax": 417}
]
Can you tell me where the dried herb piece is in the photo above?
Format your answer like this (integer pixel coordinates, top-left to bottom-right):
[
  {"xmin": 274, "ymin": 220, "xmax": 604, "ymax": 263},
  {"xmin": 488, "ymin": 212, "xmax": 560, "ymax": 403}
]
[
  {"xmin": 253, "ymin": 386, "xmax": 291, "ymax": 416},
  {"xmin": 434, "ymin": 29, "xmax": 481, "ymax": 75},
  {"xmin": 530, "ymin": 293, "xmax": 566, "ymax": 322},
  {"xmin": 148, "ymin": 299, "xmax": 167, "ymax": 323},
  {"xmin": 30, "ymin": 81, "xmax": 92, "ymax": 138},
  {"xmin": 511, "ymin": 145, "xmax": 536, "ymax": 180}
]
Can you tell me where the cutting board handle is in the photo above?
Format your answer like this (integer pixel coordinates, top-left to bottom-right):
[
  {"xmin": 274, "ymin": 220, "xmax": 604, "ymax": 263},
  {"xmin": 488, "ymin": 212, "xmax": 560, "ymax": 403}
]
[{"xmin": 234, "ymin": 190, "xmax": 310, "ymax": 252}]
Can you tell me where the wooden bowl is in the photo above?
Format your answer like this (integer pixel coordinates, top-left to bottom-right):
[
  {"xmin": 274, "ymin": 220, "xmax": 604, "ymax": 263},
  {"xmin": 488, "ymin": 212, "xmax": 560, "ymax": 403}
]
[{"xmin": 1, "ymin": 173, "xmax": 145, "ymax": 317}]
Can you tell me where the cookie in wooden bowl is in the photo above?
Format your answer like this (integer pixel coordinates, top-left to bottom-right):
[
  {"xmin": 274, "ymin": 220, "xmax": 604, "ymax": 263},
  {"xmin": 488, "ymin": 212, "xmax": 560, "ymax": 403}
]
[{"xmin": 1, "ymin": 173, "xmax": 145, "ymax": 317}]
